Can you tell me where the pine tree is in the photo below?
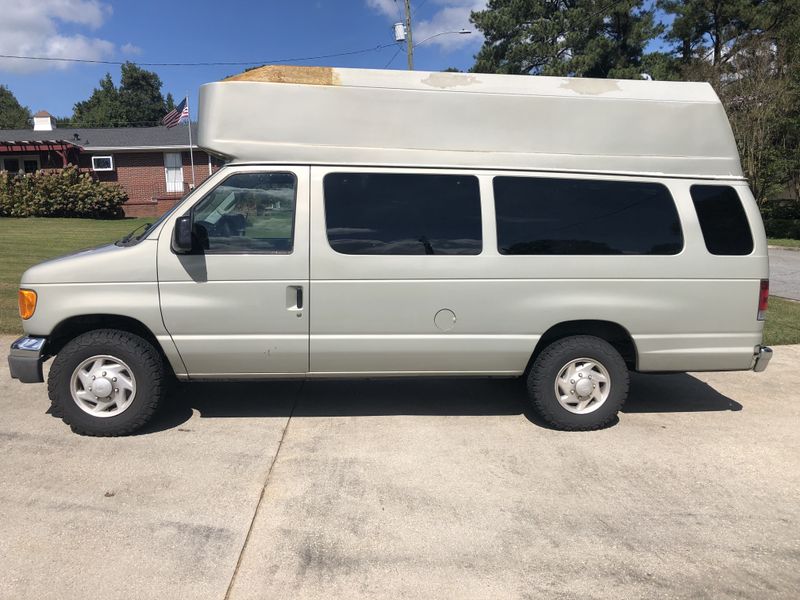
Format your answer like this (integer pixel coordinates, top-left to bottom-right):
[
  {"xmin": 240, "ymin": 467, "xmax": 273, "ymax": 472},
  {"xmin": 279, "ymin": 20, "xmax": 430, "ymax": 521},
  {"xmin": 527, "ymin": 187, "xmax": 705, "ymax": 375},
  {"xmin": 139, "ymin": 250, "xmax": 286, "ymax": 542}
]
[
  {"xmin": 0, "ymin": 85, "xmax": 31, "ymax": 129},
  {"xmin": 470, "ymin": 0, "xmax": 661, "ymax": 79},
  {"xmin": 71, "ymin": 63, "xmax": 173, "ymax": 127}
]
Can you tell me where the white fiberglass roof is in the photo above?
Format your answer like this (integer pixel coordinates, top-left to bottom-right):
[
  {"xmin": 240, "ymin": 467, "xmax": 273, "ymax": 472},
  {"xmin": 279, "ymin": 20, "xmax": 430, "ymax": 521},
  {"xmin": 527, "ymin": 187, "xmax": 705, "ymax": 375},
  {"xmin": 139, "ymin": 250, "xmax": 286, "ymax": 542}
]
[{"xmin": 197, "ymin": 65, "xmax": 743, "ymax": 179}]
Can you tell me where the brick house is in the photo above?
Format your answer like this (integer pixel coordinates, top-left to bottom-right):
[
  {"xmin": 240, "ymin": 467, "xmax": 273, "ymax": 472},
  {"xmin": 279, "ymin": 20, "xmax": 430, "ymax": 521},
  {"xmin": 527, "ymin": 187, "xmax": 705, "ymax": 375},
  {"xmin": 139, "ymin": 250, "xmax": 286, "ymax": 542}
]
[{"xmin": 0, "ymin": 111, "xmax": 224, "ymax": 217}]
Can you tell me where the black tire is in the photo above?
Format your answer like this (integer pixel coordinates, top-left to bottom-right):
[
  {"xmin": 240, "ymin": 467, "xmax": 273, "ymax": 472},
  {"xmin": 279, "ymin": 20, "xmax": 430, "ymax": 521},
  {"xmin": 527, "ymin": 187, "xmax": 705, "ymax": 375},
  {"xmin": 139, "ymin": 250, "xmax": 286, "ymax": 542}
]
[
  {"xmin": 527, "ymin": 335, "xmax": 629, "ymax": 431},
  {"xmin": 47, "ymin": 329, "xmax": 165, "ymax": 436}
]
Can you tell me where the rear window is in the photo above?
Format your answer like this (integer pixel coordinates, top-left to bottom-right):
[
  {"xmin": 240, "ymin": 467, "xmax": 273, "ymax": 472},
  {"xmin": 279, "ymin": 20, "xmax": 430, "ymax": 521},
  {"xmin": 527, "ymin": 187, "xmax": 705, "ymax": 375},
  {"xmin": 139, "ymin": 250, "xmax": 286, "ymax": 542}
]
[
  {"xmin": 494, "ymin": 177, "xmax": 684, "ymax": 255},
  {"xmin": 323, "ymin": 173, "xmax": 482, "ymax": 255},
  {"xmin": 690, "ymin": 185, "xmax": 754, "ymax": 255}
]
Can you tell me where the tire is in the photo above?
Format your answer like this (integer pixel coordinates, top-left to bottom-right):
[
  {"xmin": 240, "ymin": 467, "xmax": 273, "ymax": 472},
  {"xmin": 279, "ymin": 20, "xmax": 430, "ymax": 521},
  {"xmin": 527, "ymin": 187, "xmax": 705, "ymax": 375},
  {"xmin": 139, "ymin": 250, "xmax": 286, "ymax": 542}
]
[
  {"xmin": 527, "ymin": 335, "xmax": 629, "ymax": 431},
  {"xmin": 47, "ymin": 329, "xmax": 165, "ymax": 436}
]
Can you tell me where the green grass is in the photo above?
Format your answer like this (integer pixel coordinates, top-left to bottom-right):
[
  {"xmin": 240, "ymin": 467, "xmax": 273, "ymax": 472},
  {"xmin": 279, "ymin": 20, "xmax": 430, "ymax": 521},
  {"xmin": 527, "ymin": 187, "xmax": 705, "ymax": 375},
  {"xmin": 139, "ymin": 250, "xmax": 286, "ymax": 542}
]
[
  {"xmin": 0, "ymin": 217, "xmax": 150, "ymax": 334},
  {"xmin": 763, "ymin": 296, "xmax": 800, "ymax": 346},
  {"xmin": 768, "ymin": 238, "xmax": 800, "ymax": 248},
  {"xmin": 2, "ymin": 217, "xmax": 799, "ymax": 347}
]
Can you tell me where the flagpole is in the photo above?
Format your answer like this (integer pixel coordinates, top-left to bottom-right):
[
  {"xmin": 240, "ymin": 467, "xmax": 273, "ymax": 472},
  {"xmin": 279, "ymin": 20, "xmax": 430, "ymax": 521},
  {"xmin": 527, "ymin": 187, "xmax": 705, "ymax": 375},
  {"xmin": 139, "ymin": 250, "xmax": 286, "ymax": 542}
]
[{"xmin": 186, "ymin": 93, "xmax": 196, "ymax": 189}]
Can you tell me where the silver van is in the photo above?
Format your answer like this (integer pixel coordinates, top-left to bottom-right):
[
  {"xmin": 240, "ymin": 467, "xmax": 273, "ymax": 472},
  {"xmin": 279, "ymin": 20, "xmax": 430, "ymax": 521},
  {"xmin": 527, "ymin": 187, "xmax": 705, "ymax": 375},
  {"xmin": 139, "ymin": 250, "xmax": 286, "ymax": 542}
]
[{"xmin": 8, "ymin": 66, "xmax": 772, "ymax": 435}]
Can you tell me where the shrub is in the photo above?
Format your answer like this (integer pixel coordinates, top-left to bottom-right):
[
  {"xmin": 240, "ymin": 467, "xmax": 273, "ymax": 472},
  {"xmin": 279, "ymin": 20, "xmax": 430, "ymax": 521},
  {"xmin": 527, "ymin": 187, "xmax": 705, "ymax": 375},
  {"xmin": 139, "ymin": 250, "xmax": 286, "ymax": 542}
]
[
  {"xmin": 0, "ymin": 165, "xmax": 127, "ymax": 218},
  {"xmin": 761, "ymin": 199, "xmax": 800, "ymax": 240}
]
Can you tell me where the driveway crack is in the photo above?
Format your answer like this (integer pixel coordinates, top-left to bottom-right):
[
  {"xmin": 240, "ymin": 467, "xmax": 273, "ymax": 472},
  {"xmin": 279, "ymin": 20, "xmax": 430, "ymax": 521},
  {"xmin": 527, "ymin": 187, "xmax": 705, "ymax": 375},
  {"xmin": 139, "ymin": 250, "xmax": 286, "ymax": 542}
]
[{"xmin": 223, "ymin": 381, "xmax": 302, "ymax": 600}]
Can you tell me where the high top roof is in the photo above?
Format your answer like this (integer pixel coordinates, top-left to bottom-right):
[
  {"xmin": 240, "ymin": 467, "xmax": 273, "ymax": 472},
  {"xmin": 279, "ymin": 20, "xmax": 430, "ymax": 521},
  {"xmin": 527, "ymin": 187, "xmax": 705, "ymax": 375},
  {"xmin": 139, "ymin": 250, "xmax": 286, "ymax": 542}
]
[{"xmin": 198, "ymin": 66, "xmax": 743, "ymax": 179}]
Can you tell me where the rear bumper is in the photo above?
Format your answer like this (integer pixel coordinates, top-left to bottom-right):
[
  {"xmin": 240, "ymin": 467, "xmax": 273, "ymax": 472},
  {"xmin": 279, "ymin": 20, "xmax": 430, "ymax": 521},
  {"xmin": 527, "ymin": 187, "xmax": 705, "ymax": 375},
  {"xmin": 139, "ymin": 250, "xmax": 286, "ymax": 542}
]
[
  {"xmin": 753, "ymin": 345, "xmax": 773, "ymax": 372},
  {"xmin": 8, "ymin": 336, "xmax": 47, "ymax": 383}
]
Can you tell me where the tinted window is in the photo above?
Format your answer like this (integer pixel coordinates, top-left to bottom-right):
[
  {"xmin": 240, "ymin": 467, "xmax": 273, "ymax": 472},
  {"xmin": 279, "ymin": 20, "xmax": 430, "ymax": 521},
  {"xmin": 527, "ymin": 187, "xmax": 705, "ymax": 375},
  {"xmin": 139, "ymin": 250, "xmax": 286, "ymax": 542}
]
[
  {"xmin": 324, "ymin": 173, "xmax": 481, "ymax": 255},
  {"xmin": 494, "ymin": 177, "xmax": 683, "ymax": 255},
  {"xmin": 192, "ymin": 172, "xmax": 296, "ymax": 254},
  {"xmin": 691, "ymin": 185, "xmax": 753, "ymax": 255}
]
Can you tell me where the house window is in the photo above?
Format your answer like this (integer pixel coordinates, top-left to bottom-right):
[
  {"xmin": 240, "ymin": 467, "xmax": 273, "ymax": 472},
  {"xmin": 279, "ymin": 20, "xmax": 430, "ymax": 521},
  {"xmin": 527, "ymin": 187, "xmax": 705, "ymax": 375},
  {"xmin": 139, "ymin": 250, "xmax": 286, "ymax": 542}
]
[
  {"xmin": 91, "ymin": 155, "xmax": 114, "ymax": 171},
  {"xmin": 1, "ymin": 156, "xmax": 39, "ymax": 174},
  {"xmin": 164, "ymin": 152, "xmax": 183, "ymax": 193}
]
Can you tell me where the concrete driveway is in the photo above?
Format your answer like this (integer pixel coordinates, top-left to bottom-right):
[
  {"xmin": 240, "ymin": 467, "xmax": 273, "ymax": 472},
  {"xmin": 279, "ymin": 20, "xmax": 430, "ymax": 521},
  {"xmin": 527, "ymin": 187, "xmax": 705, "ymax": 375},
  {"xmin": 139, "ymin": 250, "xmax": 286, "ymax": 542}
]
[
  {"xmin": 1, "ymin": 336, "xmax": 799, "ymax": 600},
  {"xmin": 769, "ymin": 246, "xmax": 800, "ymax": 300}
]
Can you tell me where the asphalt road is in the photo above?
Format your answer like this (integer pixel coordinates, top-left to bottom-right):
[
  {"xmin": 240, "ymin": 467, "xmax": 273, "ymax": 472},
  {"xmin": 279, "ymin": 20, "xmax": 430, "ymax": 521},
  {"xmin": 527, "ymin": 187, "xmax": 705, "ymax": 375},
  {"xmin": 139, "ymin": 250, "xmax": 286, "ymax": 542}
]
[
  {"xmin": 1, "ymin": 336, "xmax": 799, "ymax": 599},
  {"xmin": 769, "ymin": 247, "xmax": 800, "ymax": 300}
]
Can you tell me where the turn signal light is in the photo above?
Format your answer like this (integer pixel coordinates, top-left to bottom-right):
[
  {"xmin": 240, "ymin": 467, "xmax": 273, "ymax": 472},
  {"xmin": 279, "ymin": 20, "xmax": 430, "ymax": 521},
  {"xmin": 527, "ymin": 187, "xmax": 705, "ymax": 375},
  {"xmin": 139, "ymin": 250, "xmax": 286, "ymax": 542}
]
[
  {"xmin": 757, "ymin": 279, "xmax": 769, "ymax": 321},
  {"xmin": 18, "ymin": 289, "xmax": 37, "ymax": 320}
]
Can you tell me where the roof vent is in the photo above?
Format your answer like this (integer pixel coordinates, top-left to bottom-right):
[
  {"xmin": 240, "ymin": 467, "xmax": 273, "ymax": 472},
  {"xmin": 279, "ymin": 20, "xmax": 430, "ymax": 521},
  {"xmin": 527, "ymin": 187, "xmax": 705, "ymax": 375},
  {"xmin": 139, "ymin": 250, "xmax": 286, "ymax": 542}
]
[{"xmin": 33, "ymin": 110, "xmax": 55, "ymax": 131}]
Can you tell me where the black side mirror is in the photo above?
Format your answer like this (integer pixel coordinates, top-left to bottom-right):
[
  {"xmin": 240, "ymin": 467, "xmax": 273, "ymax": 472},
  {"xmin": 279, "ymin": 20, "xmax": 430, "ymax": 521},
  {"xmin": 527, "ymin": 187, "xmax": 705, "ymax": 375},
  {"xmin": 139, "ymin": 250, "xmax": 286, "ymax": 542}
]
[{"xmin": 173, "ymin": 215, "xmax": 193, "ymax": 253}]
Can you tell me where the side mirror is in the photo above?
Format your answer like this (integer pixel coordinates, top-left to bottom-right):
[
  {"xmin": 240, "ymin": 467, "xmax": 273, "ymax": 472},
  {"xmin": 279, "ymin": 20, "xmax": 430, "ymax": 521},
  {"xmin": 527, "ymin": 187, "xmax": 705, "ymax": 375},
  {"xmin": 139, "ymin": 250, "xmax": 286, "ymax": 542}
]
[{"xmin": 173, "ymin": 215, "xmax": 194, "ymax": 253}]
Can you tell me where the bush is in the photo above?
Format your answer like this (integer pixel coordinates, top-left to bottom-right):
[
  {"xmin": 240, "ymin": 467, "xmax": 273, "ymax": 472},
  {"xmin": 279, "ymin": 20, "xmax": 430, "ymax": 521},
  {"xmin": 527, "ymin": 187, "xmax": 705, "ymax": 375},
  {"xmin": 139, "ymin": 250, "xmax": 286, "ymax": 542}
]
[
  {"xmin": 761, "ymin": 199, "xmax": 800, "ymax": 240},
  {"xmin": 764, "ymin": 218, "xmax": 800, "ymax": 239},
  {"xmin": 0, "ymin": 165, "xmax": 127, "ymax": 218}
]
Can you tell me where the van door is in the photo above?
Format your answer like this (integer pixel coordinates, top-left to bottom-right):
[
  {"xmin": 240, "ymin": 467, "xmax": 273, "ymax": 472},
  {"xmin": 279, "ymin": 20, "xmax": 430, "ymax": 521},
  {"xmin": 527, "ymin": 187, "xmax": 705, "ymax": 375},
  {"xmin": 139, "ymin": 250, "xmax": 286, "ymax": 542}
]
[{"xmin": 157, "ymin": 166, "xmax": 309, "ymax": 376}]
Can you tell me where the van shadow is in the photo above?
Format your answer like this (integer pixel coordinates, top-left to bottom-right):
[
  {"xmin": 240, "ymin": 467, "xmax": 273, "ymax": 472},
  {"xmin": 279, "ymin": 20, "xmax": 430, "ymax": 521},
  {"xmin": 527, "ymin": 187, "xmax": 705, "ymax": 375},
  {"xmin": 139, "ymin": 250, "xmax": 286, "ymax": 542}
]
[{"xmin": 140, "ymin": 372, "xmax": 742, "ymax": 434}]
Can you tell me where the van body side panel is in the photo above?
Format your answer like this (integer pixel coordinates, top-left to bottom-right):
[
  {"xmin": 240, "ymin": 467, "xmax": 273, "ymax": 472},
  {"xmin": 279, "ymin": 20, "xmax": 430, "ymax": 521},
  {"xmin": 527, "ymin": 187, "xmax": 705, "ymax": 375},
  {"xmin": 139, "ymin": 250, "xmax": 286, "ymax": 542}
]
[
  {"xmin": 156, "ymin": 165, "xmax": 311, "ymax": 376},
  {"xmin": 309, "ymin": 168, "xmax": 767, "ymax": 375}
]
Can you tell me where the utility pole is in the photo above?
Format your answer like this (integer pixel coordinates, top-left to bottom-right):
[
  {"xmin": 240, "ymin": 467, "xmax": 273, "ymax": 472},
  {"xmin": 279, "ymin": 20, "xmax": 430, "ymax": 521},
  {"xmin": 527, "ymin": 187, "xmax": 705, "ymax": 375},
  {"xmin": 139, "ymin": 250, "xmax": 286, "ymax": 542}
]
[{"xmin": 404, "ymin": 0, "xmax": 414, "ymax": 70}]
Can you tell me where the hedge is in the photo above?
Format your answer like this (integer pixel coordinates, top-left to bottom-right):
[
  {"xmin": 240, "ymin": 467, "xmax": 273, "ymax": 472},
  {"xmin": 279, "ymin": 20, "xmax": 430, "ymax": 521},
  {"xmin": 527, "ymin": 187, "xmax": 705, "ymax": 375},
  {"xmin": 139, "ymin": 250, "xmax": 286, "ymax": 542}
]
[
  {"xmin": 761, "ymin": 199, "xmax": 800, "ymax": 240},
  {"xmin": 0, "ymin": 166, "xmax": 127, "ymax": 218}
]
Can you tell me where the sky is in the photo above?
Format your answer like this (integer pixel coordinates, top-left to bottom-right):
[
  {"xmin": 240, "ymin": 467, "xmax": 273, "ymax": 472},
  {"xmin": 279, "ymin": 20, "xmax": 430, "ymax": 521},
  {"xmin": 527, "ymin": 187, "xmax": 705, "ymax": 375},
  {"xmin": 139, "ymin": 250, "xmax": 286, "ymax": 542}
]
[
  {"xmin": 0, "ymin": 0, "xmax": 488, "ymax": 122},
  {"xmin": 0, "ymin": 0, "xmax": 670, "ymax": 124}
]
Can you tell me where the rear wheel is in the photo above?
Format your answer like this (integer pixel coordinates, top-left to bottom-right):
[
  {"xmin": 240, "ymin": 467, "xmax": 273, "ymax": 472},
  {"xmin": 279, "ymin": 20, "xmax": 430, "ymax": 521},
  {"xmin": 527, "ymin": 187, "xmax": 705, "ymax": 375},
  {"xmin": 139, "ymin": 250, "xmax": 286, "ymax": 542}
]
[
  {"xmin": 527, "ymin": 335, "xmax": 629, "ymax": 431},
  {"xmin": 48, "ymin": 329, "xmax": 165, "ymax": 436}
]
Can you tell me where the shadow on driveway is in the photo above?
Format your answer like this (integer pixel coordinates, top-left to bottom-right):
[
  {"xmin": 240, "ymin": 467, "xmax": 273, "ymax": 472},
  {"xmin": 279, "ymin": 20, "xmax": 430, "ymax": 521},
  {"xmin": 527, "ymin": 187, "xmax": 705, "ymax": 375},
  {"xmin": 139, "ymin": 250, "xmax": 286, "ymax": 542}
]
[{"xmin": 119, "ymin": 371, "xmax": 743, "ymax": 434}]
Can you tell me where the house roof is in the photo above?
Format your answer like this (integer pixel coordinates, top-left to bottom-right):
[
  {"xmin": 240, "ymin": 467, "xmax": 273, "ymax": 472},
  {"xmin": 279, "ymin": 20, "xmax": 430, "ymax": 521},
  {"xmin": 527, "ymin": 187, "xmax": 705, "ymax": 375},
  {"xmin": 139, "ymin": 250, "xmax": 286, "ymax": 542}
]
[
  {"xmin": 33, "ymin": 110, "xmax": 52, "ymax": 118},
  {"xmin": 0, "ymin": 124, "xmax": 198, "ymax": 151}
]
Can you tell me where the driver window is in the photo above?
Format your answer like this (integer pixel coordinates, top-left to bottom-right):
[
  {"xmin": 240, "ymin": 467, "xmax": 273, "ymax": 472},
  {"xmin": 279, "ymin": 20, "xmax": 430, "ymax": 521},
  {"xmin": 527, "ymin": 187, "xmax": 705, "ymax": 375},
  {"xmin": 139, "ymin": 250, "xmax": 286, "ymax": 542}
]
[{"xmin": 192, "ymin": 172, "xmax": 296, "ymax": 254}]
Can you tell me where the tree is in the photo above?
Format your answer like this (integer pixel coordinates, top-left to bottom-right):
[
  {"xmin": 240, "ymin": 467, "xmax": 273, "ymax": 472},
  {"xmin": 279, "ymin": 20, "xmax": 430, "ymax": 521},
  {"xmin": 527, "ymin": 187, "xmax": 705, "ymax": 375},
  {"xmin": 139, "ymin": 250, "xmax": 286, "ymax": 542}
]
[
  {"xmin": 0, "ymin": 85, "xmax": 31, "ymax": 129},
  {"xmin": 72, "ymin": 73, "xmax": 122, "ymax": 127},
  {"xmin": 656, "ymin": 0, "xmax": 800, "ymax": 204},
  {"xmin": 658, "ymin": 0, "xmax": 762, "ymax": 69},
  {"xmin": 470, "ymin": 0, "xmax": 661, "ymax": 79},
  {"xmin": 70, "ymin": 62, "xmax": 173, "ymax": 127}
]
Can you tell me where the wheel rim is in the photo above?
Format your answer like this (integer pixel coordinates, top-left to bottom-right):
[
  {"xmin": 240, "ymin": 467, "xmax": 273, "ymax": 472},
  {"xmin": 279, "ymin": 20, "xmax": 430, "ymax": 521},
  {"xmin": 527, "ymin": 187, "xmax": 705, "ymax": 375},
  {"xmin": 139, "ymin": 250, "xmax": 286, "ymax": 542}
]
[
  {"xmin": 554, "ymin": 357, "xmax": 611, "ymax": 415},
  {"xmin": 69, "ymin": 355, "xmax": 136, "ymax": 418}
]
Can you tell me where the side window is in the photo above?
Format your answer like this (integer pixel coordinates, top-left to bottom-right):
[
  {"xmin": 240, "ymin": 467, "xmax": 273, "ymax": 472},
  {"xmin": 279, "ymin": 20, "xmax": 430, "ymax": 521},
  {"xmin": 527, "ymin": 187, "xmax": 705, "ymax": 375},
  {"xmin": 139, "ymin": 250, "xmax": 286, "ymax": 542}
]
[
  {"xmin": 494, "ymin": 177, "xmax": 683, "ymax": 255},
  {"xmin": 690, "ymin": 185, "xmax": 754, "ymax": 255},
  {"xmin": 323, "ymin": 172, "xmax": 482, "ymax": 255},
  {"xmin": 192, "ymin": 172, "xmax": 296, "ymax": 254}
]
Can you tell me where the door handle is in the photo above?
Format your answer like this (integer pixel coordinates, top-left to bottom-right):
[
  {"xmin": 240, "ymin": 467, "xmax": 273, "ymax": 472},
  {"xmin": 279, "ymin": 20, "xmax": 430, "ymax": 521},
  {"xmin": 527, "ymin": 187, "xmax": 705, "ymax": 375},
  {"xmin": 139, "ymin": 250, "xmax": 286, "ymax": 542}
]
[{"xmin": 287, "ymin": 285, "xmax": 303, "ymax": 312}]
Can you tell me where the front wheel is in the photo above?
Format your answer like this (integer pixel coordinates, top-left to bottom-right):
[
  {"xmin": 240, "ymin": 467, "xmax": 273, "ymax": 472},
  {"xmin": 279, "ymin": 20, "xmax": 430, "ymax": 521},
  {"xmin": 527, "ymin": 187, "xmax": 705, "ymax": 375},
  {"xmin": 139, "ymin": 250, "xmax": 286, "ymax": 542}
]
[
  {"xmin": 48, "ymin": 329, "xmax": 165, "ymax": 436},
  {"xmin": 527, "ymin": 335, "xmax": 629, "ymax": 431}
]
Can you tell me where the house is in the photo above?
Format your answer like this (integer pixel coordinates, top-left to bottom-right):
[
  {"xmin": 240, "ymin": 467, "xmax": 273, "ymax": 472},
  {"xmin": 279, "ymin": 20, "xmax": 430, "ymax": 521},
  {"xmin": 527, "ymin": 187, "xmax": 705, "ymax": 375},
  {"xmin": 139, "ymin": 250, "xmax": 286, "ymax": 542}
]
[{"xmin": 0, "ymin": 111, "xmax": 224, "ymax": 216}]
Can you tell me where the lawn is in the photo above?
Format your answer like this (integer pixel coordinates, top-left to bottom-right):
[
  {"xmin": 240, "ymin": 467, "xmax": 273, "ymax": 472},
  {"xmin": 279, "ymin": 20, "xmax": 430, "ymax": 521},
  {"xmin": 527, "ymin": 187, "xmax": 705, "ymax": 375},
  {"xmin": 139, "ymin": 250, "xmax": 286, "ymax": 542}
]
[
  {"xmin": 0, "ymin": 217, "xmax": 150, "ymax": 334},
  {"xmin": 768, "ymin": 238, "xmax": 800, "ymax": 249},
  {"xmin": 1, "ymin": 217, "xmax": 799, "ymax": 347},
  {"xmin": 763, "ymin": 296, "xmax": 800, "ymax": 346}
]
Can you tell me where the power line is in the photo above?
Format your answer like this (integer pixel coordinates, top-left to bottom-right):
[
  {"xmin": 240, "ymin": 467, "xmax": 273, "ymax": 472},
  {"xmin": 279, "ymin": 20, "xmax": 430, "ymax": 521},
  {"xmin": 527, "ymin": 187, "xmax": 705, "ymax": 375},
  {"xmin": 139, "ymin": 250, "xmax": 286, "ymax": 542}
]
[
  {"xmin": 0, "ymin": 43, "xmax": 397, "ymax": 67},
  {"xmin": 411, "ymin": 0, "xmax": 430, "ymax": 18},
  {"xmin": 383, "ymin": 44, "xmax": 405, "ymax": 68}
]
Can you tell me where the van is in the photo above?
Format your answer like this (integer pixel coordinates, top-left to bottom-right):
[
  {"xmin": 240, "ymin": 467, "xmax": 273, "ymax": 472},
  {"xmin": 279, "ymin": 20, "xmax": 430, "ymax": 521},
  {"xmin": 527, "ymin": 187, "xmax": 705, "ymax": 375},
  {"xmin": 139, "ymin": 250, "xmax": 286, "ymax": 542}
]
[{"xmin": 8, "ymin": 66, "xmax": 772, "ymax": 436}]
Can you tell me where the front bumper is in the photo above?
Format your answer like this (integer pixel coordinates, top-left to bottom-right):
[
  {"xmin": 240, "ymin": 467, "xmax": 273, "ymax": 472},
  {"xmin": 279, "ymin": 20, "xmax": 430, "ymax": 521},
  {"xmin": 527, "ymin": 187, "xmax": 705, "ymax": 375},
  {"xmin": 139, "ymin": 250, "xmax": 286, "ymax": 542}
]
[
  {"xmin": 8, "ymin": 336, "xmax": 47, "ymax": 383},
  {"xmin": 753, "ymin": 345, "xmax": 773, "ymax": 373}
]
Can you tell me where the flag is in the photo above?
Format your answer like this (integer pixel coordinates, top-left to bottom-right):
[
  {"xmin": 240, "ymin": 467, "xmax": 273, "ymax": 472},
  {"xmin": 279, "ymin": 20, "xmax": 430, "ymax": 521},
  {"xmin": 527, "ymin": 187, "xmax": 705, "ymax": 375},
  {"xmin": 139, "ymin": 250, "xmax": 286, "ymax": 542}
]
[{"xmin": 161, "ymin": 97, "xmax": 189, "ymax": 128}]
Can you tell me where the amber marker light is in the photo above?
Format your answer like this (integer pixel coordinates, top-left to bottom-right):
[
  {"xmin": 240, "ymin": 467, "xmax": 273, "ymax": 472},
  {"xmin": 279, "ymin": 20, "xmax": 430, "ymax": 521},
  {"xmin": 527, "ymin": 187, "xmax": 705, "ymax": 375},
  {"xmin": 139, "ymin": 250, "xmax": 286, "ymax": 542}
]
[{"xmin": 18, "ymin": 289, "xmax": 37, "ymax": 320}]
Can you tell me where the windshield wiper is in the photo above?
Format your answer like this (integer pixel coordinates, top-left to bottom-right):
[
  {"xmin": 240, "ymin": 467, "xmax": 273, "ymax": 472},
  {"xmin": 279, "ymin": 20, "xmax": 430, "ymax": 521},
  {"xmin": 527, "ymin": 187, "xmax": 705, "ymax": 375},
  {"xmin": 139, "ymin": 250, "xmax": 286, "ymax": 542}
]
[{"xmin": 117, "ymin": 222, "xmax": 151, "ymax": 245}]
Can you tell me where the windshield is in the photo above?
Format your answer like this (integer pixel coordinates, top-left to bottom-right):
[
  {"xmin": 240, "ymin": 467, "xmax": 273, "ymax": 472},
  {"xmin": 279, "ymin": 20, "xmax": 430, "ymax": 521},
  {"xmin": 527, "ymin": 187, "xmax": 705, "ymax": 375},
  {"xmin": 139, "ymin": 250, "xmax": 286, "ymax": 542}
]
[{"xmin": 116, "ymin": 192, "xmax": 190, "ymax": 246}]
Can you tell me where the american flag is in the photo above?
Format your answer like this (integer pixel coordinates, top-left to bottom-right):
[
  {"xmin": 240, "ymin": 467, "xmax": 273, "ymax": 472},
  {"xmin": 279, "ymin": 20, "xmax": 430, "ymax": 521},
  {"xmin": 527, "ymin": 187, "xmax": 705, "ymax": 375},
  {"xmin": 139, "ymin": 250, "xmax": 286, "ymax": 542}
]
[{"xmin": 161, "ymin": 97, "xmax": 189, "ymax": 128}]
